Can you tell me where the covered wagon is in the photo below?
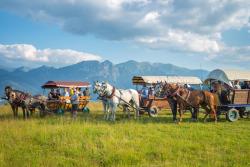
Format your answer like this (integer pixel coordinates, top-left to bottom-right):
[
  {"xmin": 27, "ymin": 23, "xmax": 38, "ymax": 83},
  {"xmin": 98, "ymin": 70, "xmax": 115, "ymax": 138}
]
[
  {"xmin": 204, "ymin": 69, "xmax": 250, "ymax": 121},
  {"xmin": 132, "ymin": 76, "xmax": 202, "ymax": 117}
]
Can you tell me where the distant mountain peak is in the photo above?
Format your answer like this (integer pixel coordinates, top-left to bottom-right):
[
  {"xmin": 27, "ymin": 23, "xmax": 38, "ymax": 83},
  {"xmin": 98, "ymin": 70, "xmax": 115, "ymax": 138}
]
[
  {"xmin": 14, "ymin": 66, "xmax": 31, "ymax": 72},
  {"xmin": 0, "ymin": 60, "xmax": 209, "ymax": 94}
]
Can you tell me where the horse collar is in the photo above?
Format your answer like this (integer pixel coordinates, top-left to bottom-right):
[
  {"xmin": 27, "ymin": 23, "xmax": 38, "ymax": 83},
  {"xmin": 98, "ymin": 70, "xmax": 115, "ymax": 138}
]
[
  {"xmin": 171, "ymin": 86, "xmax": 180, "ymax": 97},
  {"xmin": 106, "ymin": 86, "xmax": 116, "ymax": 99}
]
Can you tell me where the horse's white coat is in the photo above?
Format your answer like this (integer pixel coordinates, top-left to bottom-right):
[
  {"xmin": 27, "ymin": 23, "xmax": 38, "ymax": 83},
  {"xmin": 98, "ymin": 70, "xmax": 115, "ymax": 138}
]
[{"xmin": 102, "ymin": 82, "xmax": 140, "ymax": 121}]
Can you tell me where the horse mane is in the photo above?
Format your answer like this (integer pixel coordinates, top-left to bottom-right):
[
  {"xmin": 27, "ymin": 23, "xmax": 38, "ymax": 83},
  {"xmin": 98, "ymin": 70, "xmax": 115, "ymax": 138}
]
[
  {"xmin": 13, "ymin": 90, "xmax": 31, "ymax": 97},
  {"xmin": 13, "ymin": 89, "xmax": 26, "ymax": 94}
]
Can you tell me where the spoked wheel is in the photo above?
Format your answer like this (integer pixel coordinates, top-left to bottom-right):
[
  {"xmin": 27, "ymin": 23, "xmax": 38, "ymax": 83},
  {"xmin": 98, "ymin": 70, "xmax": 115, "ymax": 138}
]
[
  {"xmin": 148, "ymin": 106, "xmax": 159, "ymax": 117},
  {"xmin": 226, "ymin": 108, "xmax": 239, "ymax": 122}
]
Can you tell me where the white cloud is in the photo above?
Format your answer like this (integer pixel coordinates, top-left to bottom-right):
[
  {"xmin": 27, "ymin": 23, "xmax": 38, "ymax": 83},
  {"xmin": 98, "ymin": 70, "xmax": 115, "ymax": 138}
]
[
  {"xmin": 0, "ymin": 44, "xmax": 101, "ymax": 67},
  {"xmin": 136, "ymin": 29, "xmax": 222, "ymax": 54},
  {"xmin": 0, "ymin": 0, "xmax": 249, "ymax": 67}
]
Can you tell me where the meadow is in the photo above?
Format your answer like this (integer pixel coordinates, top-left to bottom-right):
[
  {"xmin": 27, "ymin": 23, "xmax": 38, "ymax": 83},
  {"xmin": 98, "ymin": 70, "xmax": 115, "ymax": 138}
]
[{"xmin": 0, "ymin": 102, "xmax": 249, "ymax": 167}]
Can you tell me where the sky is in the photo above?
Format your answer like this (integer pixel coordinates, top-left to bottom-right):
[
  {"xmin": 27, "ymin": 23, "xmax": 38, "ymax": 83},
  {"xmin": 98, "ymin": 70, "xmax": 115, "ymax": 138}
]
[{"xmin": 0, "ymin": 0, "xmax": 249, "ymax": 70}]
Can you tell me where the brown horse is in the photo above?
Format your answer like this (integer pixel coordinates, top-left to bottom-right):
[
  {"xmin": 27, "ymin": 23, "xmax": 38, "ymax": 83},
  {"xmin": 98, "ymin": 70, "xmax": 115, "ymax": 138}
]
[{"xmin": 156, "ymin": 83, "xmax": 217, "ymax": 122}]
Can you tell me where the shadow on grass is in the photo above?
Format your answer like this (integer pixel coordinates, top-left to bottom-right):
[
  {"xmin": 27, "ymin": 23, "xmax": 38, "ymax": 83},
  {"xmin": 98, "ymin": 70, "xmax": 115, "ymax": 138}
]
[{"xmin": 0, "ymin": 106, "xmax": 248, "ymax": 125}]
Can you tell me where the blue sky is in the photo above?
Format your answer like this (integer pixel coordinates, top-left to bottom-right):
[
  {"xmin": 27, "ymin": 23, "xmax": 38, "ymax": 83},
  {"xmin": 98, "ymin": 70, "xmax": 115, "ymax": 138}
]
[{"xmin": 0, "ymin": 0, "xmax": 249, "ymax": 70}]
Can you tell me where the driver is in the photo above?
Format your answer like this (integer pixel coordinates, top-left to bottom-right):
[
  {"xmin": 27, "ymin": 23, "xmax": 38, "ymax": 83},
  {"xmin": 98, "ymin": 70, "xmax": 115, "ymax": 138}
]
[{"xmin": 141, "ymin": 84, "xmax": 148, "ymax": 99}]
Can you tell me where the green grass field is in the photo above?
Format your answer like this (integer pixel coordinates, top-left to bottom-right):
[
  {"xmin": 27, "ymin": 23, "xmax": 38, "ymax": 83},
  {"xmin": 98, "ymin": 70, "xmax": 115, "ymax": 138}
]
[{"xmin": 0, "ymin": 102, "xmax": 249, "ymax": 167}]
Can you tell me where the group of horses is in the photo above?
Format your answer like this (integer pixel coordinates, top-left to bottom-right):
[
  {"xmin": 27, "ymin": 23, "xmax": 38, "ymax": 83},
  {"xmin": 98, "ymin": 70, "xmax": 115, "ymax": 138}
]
[
  {"xmin": 3, "ymin": 86, "xmax": 47, "ymax": 119},
  {"xmin": 93, "ymin": 81, "xmax": 217, "ymax": 123},
  {"xmin": 3, "ymin": 81, "xmax": 217, "ymax": 123}
]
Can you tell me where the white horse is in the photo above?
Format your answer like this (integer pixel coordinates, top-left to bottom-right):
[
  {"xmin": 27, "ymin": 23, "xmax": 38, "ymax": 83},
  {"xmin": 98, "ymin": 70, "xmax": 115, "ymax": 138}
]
[
  {"xmin": 101, "ymin": 82, "xmax": 140, "ymax": 121},
  {"xmin": 93, "ymin": 81, "xmax": 111, "ymax": 120}
]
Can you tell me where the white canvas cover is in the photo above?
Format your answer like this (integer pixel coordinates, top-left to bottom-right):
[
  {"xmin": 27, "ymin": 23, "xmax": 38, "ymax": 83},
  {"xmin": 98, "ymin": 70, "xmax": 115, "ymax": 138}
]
[
  {"xmin": 132, "ymin": 76, "xmax": 202, "ymax": 85},
  {"xmin": 204, "ymin": 69, "xmax": 250, "ymax": 87}
]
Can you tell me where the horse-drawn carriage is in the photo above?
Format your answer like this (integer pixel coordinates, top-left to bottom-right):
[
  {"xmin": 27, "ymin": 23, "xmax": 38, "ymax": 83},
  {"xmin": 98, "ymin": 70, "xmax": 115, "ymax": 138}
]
[
  {"xmin": 204, "ymin": 69, "xmax": 250, "ymax": 122},
  {"xmin": 42, "ymin": 81, "xmax": 91, "ymax": 113},
  {"xmin": 132, "ymin": 76, "xmax": 203, "ymax": 117}
]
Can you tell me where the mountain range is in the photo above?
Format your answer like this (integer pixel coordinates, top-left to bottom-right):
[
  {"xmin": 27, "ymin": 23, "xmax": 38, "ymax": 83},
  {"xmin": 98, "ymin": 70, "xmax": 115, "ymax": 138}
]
[{"xmin": 0, "ymin": 60, "xmax": 209, "ymax": 95}]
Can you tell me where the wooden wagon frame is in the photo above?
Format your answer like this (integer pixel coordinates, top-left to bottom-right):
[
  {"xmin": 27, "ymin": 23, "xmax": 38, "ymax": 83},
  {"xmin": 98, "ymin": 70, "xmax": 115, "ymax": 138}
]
[{"xmin": 41, "ymin": 81, "xmax": 91, "ymax": 113}]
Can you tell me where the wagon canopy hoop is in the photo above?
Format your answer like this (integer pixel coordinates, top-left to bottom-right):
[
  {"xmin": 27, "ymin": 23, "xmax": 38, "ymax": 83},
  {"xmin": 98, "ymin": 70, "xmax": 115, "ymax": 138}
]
[
  {"xmin": 204, "ymin": 69, "xmax": 250, "ymax": 87},
  {"xmin": 132, "ymin": 76, "xmax": 202, "ymax": 85}
]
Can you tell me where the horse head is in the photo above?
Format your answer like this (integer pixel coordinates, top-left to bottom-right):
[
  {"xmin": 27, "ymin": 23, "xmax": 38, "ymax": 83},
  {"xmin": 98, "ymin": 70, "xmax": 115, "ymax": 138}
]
[
  {"xmin": 163, "ymin": 83, "xmax": 181, "ymax": 96},
  {"xmin": 154, "ymin": 82, "xmax": 164, "ymax": 97},
  {"xmin": 101, "ymin": 81, "xmax": 115, "ymax": 97},
  {"xmin": 93, "ymin": 81, "xmax": 106, "ymax": 97},
  {"xmin": 4, "ymin": 86, "xmax": 12, "ymax": 99},
  {"xmin": 8, "ymin": 91, "xmax": 17, "ymax": 103}
]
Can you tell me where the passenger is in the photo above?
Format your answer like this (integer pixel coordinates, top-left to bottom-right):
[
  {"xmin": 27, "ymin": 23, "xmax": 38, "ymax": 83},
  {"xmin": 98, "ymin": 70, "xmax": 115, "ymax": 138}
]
[
  {"xmin": 149, "ymin": 86, "xmax": 155, "ymax": 96},
  {"xmin": 77, "ymin": 88, "xmax": 83, "ymax": 96},
  {"xmin": 64, "ymin": 88, "xmax": 70, "ymax": 97},
  {"xmin": 241, "ymin": 81, "xmax": 250, "ymax": 89},
  {"xmin": 71, "ymin": 89, "xmax": 79, "ymax": 119},
  {"xmin": 55, "ymin": 89, "xmax": 61, "ymax": 99},
  {"xmin": 48, "ymin": 88, "xmax": 57, "ymax": 100},
  {"xmin": 233, "ymin": 80, "xmax": 241, "ymax": 89},
  {"xmin": 141, "ymin": 84, "xmax": 148, "ymax": 99},
  {"xmin": 70, "ymin": 87, "xmax": 74, "ymax": 96},
  {"xmin": 184, "ymin": 84, "xmax": 193, "ymax": 90},
  {"xmin": 83, "ymin": 87, "xmax": 90, "ymax": 96}
]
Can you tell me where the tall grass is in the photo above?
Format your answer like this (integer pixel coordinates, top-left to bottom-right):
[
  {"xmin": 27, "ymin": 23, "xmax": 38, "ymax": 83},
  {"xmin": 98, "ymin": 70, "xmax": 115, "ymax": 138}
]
[{"xmin": 0, "ymin": 102, "xmax": 249, "ymax": 167}]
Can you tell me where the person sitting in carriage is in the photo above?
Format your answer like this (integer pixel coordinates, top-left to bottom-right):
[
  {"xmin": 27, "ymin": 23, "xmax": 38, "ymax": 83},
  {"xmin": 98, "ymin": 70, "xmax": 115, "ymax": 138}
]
[
  {"xmin": 233, "ymin": 80, "xmax": 241, "ymax": 89},
  {"xmin": 63, "ymin": 88, "xmax": 70, "ymax": 97},
  {"xmin": 184, "ymin": 84, "xmax": 193, "ymax": 90},
  {"xmin": 48, "ymin": 88, "xmax": 57, "ymax": 100},
  {"xmin": 55, "ymin": 89, "xmax": 61, "ymax": 99},
  {"xmin": 141, "ymin": 84, "xmax": 149, "ymax": 99},
  {"xmin": 241, "ymin": 81, "xmax": 250, "ymax": 89},
  {"xmin": 83, "ymin": 87, "xmax": 90, "ymax": 96},
  {"xmin": 149, "ymin": 86, "xmax": 155, "ymax": 96}
]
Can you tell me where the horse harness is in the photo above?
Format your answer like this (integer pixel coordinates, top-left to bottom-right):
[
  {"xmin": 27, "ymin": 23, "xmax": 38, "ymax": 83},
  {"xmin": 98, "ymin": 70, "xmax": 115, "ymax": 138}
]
[
  {"xmin": 168, "ymin": 85, "xmax": 194, "ymax": 108},
  {"xmin": 103, "ymin": 86, "xmax": 139, "ymax": 110},
  {"xmin": 105, "ymin": 86, "xmax": 116, "ymax": 99}
]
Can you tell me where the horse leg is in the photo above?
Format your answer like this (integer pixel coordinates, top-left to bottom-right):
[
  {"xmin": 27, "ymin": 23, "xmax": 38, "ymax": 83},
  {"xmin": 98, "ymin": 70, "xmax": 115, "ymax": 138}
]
[
  {"xmin": 102, "ymin": 101, "xmax": 107, "ymax": 120},
  {"xmin": 191, "ymin": 107, "xmax": 199, "ymax": 122},
  {"xmin": 210, "ymin": 104, "xmax": 217, "ymax": 123},
  {"xmin": 111, "ymin": 104, "xmax": 117, "ymax": 121},
  {"xmin": 202, "ymin": 106, "xmax": 210, "ymax": 122},
  {"xmin": 127, "ymin": 106, "xmax": 131, "ymax": 119},
  {"xmin": 178, "ymin": 105, "xmax": 183, "ymax": 123},
  {"xmin": 170, "ymin": 99, "xmax": 177, "ymax": 122},
  {"xmin": 22, "ymin": 107, "xmax": 27, "ymax": 119},
  {"xmin": 11, "ymin": 105, "xmax": 16, "ymax": 118},
  {"xmin": 14, "ymin": 106, "xmax": 18, "ymax": 118},
  {"xmin": 27, "ymin": 108, "xmax": 30, "ymax": 118},
  {"xmin": 122, "ymin": 106, "xmax": 126, "ymax": 119},
  {"xmin": 106, "ymin": 103, "xmax": 110, "ymax": 120}
]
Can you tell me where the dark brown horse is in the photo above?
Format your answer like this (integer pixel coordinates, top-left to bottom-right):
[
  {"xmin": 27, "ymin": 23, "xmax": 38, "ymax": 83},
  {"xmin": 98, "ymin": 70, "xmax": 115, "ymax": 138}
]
[{"xmin": 156, "ymin": 83, "xmax": 217, "ymax": 122}]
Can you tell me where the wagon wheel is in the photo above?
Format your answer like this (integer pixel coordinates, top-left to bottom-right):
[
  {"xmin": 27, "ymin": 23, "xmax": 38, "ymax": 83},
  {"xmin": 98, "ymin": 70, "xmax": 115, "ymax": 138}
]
[
  {"xmin": 148, "ymin": 106, "xmax": 159, "ymax": 117},
  {"xmin": 226, "ymin": 108, "xmax": 239, "ymax": 122}
]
